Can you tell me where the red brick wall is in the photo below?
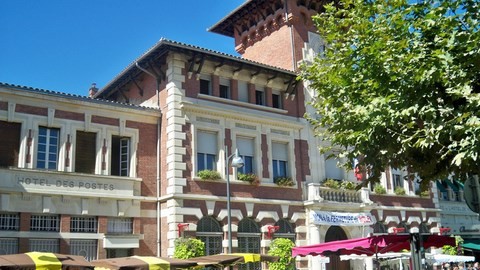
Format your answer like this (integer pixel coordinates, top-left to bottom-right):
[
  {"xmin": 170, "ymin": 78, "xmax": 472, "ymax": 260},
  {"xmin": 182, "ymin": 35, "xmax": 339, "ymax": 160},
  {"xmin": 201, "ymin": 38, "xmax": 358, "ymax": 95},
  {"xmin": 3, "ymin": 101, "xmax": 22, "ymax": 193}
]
[
  {"xmin": 370, "ymin": 194, "xmax": 435, "ymax": 208},
  {"xmin": 126, "ymin": 121, "xmax": 158, "ymax": 197},
  {"xmin": 61, "ymin": 215, "xmax": 70, "ymax": 232},
  {"xmin": 55, "ymin": 110, "xmax": 84, "ymax": 121},
  {"xmin": 91, "ymin": 115, "xmax": 119, "ymax": 126},
  {"xmin": 15, "ymin": 104, "xmax": 48, "ymax": 116},
  {"xmin": 0, "ymin": 101, "xmax": 8, "ymax": 110},
  {"xmin": 261, "ymin": 134, "xmax": 269, "ymax": 179},
  {"xmin": 295, "ymin": 139, "xmax": 310, "ymax": 183}
]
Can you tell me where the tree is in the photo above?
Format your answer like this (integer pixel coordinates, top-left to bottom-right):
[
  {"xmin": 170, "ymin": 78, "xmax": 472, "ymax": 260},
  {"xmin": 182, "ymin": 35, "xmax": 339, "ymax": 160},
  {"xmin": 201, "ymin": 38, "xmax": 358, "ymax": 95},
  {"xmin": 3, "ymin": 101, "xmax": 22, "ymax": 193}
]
[
  {"xmin": 267, "ymin": 238, "xmax": 295, "ymax": 270},
  {"xmin": 302, "ymin": 0, "xmax": 480, "ymax": 188},
  {"xmin": 173, "ymin": 237, "xmax": 205, "ymax": 259}
]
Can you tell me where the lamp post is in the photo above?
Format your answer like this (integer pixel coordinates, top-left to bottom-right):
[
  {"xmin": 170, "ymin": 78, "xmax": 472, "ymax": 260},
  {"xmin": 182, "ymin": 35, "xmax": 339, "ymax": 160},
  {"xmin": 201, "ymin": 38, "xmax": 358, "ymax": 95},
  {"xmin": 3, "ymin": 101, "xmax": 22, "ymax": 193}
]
[{"xmin": 225, "ymin": 147, "xmax": 244, "ymax": 253}]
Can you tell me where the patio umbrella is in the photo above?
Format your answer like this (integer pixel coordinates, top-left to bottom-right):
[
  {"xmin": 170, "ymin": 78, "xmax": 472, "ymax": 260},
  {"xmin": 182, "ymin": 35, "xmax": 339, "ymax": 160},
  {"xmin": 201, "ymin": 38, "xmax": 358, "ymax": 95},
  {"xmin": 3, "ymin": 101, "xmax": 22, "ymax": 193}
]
[
  {"xmin": 191, "ymin": 253, "xmax": 279, "ymax": 268},
  {"xmin": 0, "ymin": 252, "xmax": 93, "ymax": 269},
  {"xmin": 90, "ymin": 256, "xmax": 198, "ymax": 270},
  {"xmin": 292, "ymin": 234, "xmax": 455, "ymax": 258}
]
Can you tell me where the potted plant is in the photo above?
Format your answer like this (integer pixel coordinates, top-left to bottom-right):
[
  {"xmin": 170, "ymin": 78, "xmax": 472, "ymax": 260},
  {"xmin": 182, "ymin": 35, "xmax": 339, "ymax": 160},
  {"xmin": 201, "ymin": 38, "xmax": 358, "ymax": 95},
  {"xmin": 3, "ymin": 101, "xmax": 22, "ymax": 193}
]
[
  {"xmin": 238, "ymin": 173, "xmax": 260, "ymax": 186},
  {"xmin": 321, "ymin": 178, "xmax": 340, "ymax": 189},
  {"xmin": 394, "ymin": 186, "xmax": 406, "ymax": 195},
  {"xmin": 197, "ymin": 169, "xmax": 221, "ymax": 181},
  {"xmin": 274, "ymin": 176, "xmax": 295, "ymax": 187},
  {"xmin": 340, "ymin": 181, "xmax": 358, "ymax": 190},
  {"xmin": 373, "ymin": 183, "xmax": 387, "ymax": 194}
]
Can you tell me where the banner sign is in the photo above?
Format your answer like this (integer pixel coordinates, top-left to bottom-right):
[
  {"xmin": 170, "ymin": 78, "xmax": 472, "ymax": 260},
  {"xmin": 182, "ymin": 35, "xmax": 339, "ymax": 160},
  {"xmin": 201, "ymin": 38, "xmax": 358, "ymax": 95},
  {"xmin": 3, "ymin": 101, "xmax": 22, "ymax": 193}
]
[{"xmin": 311, "ymin": 211, "xmax": 374, "ymax": 226}]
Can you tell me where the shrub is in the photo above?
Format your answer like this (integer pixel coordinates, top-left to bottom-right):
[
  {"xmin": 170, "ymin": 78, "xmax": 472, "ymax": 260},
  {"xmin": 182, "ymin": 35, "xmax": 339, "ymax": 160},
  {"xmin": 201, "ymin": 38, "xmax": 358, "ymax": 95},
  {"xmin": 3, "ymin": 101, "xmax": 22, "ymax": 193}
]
[
  {"xmin": 340, "ymin": 181, "xmax": 358, "ymax": 190},
  {"xmin": 173, "ymin": 237, "xmax": 205, "ymax": 259},
  {"xmin": 197, "ymin": 169, "xmax": 221, "ymax": 181},
  {"xmin": 373, "ymin": 183, "xmax": 386, "ymax": 194},
  {"xmin": 322, "ymin": 178, "xmax": 340, "ymax": 189},
  {"xmin": 274, "ymin": 177, "xmax": 295, "ymax": 187},
  {"xmin": 268, "ymin": 238, "xmax": 296, "ymax": 270},
  {"xmin": 238, "ymin": 173, "xmax": 259, "ymax": 185},
  {"xmin": 394, "ymin": 186, "xmax": 406, "ymax": 195}
]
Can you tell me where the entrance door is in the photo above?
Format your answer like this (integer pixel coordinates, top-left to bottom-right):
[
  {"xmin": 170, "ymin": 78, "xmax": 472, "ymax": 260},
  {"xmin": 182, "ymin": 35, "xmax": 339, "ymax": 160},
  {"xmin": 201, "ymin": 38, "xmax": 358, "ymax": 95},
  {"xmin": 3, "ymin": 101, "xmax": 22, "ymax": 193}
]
[{"xmin": 325, "ymin": 226, "xmax": 350, "ymax": 270}]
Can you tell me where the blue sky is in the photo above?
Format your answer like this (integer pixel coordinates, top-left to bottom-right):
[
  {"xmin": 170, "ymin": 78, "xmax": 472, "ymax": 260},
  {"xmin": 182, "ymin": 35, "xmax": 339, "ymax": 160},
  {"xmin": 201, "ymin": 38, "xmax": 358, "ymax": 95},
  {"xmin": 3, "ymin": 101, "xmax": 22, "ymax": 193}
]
[{"xmin": 0, "ymin": 1, "xmax": 245, "ymax": 95}]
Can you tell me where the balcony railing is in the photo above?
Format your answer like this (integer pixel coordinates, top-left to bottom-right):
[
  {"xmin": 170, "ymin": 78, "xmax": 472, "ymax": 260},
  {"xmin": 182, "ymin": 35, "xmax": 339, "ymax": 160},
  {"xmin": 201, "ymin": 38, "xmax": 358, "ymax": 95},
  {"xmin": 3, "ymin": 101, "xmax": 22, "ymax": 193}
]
[{"xmin": 306, "ymin": 183, "xmax": 372, "ymax": 204}]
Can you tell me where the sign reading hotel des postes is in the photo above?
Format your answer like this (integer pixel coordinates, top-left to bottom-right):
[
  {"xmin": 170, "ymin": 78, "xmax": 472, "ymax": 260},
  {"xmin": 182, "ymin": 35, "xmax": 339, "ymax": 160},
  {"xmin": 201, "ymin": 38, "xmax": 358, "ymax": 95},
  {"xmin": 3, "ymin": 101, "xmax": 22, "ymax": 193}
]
[
  {"xmin": 311, "ymin": 210, "xmax": 375, "ymax": 226},
  {"xmin": 0, "ymin": 170, "xmax": 135, "ymax": 197}
]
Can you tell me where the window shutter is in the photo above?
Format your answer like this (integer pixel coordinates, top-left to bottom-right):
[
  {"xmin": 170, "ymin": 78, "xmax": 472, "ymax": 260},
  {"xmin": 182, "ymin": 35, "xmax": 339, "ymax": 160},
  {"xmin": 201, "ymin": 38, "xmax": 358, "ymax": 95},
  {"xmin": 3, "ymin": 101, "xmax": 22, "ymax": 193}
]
[
  {"xmin": 197, "ymin": 131, "xmax": 217, "ymax": 155},
  {"xmin": 272, "ymin": 142, "xmax": 288, "ymax": 161},
  {"xmin": 0, "ymin": 121, "xmax": 21, "ymax": 168},
  {"xmin": 75, "ymin": 131, "xmax": 96, "ymax": 174},
  {"xmin": 237, "ymin": 137, "xmax": 254, "ymax": 157}
]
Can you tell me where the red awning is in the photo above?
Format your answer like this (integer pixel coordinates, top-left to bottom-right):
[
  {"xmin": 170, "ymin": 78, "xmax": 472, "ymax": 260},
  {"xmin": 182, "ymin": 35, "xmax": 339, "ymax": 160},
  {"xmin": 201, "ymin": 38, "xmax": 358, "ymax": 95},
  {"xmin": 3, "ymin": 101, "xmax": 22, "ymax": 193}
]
[{"xmin": 292, "ymin": 234, "xmax": 455, "ymax": 257}]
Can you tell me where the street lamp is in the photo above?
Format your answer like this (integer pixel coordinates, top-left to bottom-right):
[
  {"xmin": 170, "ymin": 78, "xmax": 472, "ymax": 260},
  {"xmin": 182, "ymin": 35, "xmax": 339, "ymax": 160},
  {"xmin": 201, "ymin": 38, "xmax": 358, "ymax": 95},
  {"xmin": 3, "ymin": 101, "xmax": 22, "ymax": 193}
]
[{"xmin": 225, "ymin": 147, "xmax": 244, "ymax": 253}]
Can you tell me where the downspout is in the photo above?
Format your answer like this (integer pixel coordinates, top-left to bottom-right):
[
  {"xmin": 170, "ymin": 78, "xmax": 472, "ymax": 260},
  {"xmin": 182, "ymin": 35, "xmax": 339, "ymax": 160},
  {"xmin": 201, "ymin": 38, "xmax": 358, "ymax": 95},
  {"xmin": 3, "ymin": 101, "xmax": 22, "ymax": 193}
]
[
  {"xmin": 284, "ymin": 0, "xmax": 297, "ymax": 70},
  {"xmin": 135, "ymin": 62, "xmax": 162, "ymax": 256}
]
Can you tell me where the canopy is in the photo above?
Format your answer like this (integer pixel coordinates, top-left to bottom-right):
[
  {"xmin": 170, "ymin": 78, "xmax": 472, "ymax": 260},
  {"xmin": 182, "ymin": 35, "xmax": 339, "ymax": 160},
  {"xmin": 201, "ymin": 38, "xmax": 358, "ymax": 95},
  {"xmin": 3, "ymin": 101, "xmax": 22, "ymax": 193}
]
[
  {"xmin": 91, "ymin": 256, "xmax": 197, "ymax": 270},
  {"xmin": 340, "ymin": 252, "xmax": 474, "ymax": 264},
  {"xmin": 463, "ymin": 239, "xmax": 480, "ymax": 251},
  {"xmin": 0, "ymin": 252, "xmax": 93, "ymax": 269},
  {"xmin": 191, "ymin": 253, "xmax": 279, "ymax": 267},
  {"xmin": 292, "ymin": 235, "xmax": 456, "ymax": 257}
]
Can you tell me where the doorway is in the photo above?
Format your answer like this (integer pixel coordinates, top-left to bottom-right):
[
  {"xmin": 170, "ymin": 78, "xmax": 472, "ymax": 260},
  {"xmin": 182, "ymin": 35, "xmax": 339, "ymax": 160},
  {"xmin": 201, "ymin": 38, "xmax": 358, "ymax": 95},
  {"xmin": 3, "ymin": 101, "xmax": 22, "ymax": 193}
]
[{"xmin": 325, "ymin": 226, "xmax": 351, "ymax": 270}]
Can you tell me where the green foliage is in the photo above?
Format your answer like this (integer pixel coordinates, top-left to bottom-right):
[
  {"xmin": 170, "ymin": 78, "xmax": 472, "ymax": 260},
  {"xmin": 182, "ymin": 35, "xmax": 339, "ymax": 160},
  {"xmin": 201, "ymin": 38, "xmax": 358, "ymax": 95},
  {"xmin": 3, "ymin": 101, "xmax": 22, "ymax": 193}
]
[
  {"xmin": 302, "ymin": 0, "xmax": 480, "ymax": 187},
  {"xmin": 394, "ymin": 186, "xmax": 406, "ymax": 195},
  {"xmin": 238, "ymin": 173, "xmax": 260, "ymax": 185},
  {"xmin": 173, "ymin": 237, "xmax": 205, "ymax": 259},
  {"xmin": 197, "ymin": 169, "xmax": 221, "ymax": 181},
  {"xmin": 373, "ymin": 183, "xmax": 386, "ymax": 194},
  {"xmin": 267, "ymin": 238, "xmax": 296, "ymax": 270},
  {"xmin": 322, "ymin": 178, "xmax": 341, "ymax": 189},
  {"xmin": 340, "ymin": 181, "xmax": 358, "ymax": 190},
  {"xmin": 274, "ymin": 177, "xmax": 295, "ymax": 187}
]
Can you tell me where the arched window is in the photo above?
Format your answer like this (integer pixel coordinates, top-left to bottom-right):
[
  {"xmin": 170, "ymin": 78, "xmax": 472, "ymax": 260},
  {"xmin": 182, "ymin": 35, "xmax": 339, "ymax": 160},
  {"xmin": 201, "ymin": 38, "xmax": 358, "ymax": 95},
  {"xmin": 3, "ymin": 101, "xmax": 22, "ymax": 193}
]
[
  {"xmin": 419, "ymin": 223, "xmax": 429, "ymax": 234},
  {"xmin": 238, "ymin": 218, "xmax": 261, "ymax": 270},
  {"xmin": 273, "ymin": 219, "xmax": 295, "ymax": 241},
  {"xmin": 373, "ymin": 222, "xmax": 387, "ymax": 234},
  {"xmin": 196, "ymin": 216, "xmax": 222, "ymax": 255}
]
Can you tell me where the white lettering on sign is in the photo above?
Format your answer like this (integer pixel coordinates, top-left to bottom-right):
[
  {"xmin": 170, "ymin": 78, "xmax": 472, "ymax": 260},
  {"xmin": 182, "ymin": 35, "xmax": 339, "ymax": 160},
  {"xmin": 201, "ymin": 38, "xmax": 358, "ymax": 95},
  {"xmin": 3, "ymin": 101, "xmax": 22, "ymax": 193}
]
[{"xmin": 311, "ymin": 211, "xmax": 375, "ymax": 226}]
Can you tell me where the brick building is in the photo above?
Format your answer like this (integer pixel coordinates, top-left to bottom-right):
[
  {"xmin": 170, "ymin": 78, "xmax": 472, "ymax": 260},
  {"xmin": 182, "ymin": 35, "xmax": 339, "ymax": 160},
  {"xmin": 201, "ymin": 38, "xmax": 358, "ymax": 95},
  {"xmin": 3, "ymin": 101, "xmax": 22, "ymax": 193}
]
[{"xmin": 0, "ymin": 0, "xmax": 451, "ymax": 269}]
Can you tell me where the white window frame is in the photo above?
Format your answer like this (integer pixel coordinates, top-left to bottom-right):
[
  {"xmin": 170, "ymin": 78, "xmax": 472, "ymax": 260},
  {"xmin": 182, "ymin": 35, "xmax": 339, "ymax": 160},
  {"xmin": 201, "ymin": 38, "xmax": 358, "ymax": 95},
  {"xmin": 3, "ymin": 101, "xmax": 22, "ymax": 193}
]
[
  {"xmin": 0, "ymin": 238, "xmax": 18, "ymax": 254},
  {"xmin": 0, "ymin": 213, "xmax": 19, "ymax": 231},
  {"xmin": 36, "ymin": 126, "xmax": 60, "ymax": 170},
  {"xmin": 70, "ymin": 239, "xmax": 98, "ymax": 261},
  {"xmin": 30, "ymin": 215, "xmax": 59, "ymax": 232},
  {"xmin": 196, "ymin": 130, "xmax": 219, "ymax": 173}
]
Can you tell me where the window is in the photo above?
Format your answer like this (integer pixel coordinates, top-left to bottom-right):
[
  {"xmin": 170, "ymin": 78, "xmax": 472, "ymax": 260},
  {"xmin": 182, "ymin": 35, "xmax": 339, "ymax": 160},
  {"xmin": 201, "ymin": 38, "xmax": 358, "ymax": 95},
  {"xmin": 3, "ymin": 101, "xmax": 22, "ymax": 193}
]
[
  {"xmin": 200, "ymin": 75, "xmax": 212, "ymax": 95},
  {"xmin": 107, "ymin": 218, "xmax": 133, "ymax": 234},
  {"xmin": 75, "ymin": 131, "xmax": 97, "ymax": 174},
  {"xmin": 255, "ymin": 89, "xmax": 264, "ymax": 105},
  {"xmin": 373, "ymin": 222, "xmax": 387, "ymax": 234},
  {"xmin": 36, "ymin": 127, "xmax": 60, "ymax": 169},
  {"xmin": 0, "ymin": 121, "xmax": 21, "ymax": 168},
  {"xmin": 30, "ymin": 215, "xmax": 59, "ymax": 232},
  {"xmin": 392, "ymin": 172, "xmax": 403, "ymax": 188},
  {"xmin": 238, "ymin": 81, "xmax": 249, "ymax": 102},
  {"xmin": 272, "ymin": 92, "xmax": 282, "ymax": 109},
  {"xmin": 272, "ymin": 142, "xmax": 288, "ymax": 178},
  {"xmin": 111, "ymin": 136, "xmax": 130, "ymax": 176},
  {"xmin": 71, "ymin": 217, "xmax": 98, "ymax": 233},
  {"xmin": 0, "ymin": 213, "xmax": 19, "ymax": 231},
  {"xmin": 71, "ymin": 239, "xmax": 98, "ymax": 261},
  {"xmin": 0, "ymin": 239, "xmax": 18, "ymax": 254},
  {"xmin": 197, "ymin": 216, "xmax": 223, "ymax": 255},
  {"xmin": 107, "ymin": 248, "xmax": 133, "ymax": 259},
  {"xmin": 219, "ymin": 78, "xmax": 230, "ymax": 99},
  {"xmin": 197, "ymin": 131, "xmax": 217, "ymax": 172},
  {"xmin": 237, "ymin": 137, "xmax": 254, "ymax": 174},
  {"xmin": 29, "ymin": 239, "xmax": 59, "ymax": 252},
  {"xmin": 274, "ymin": 219, "xmax": 295, "ymax": 242},
  {"xmin": 325, "ymin": 155, "xmax": 343, "ymax": 180},
  {"xmin": 238, "ymin": 218, "xmax": 261, "ymax": 270}
]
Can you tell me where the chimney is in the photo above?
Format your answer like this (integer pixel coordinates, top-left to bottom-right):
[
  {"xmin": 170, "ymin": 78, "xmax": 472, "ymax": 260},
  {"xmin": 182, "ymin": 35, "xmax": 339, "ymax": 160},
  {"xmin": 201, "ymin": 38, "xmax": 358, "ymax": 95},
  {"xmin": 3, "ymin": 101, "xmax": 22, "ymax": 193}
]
[{"xmin": 88, "ymin": 83, "xmax": 98, "ymax": 98}]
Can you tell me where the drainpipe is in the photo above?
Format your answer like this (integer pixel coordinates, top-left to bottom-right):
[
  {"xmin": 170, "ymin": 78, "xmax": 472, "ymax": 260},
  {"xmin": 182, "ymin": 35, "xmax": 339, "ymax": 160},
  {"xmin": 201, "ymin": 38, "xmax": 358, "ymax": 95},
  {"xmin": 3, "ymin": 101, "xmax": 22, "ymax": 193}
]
[
  {"xmin": 284, "ymin": 0, "xmax": 297, "ymax": 70},
  {"xmin": 135, "ymin": 62, "xmax": 162, "ymax": 255}
]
